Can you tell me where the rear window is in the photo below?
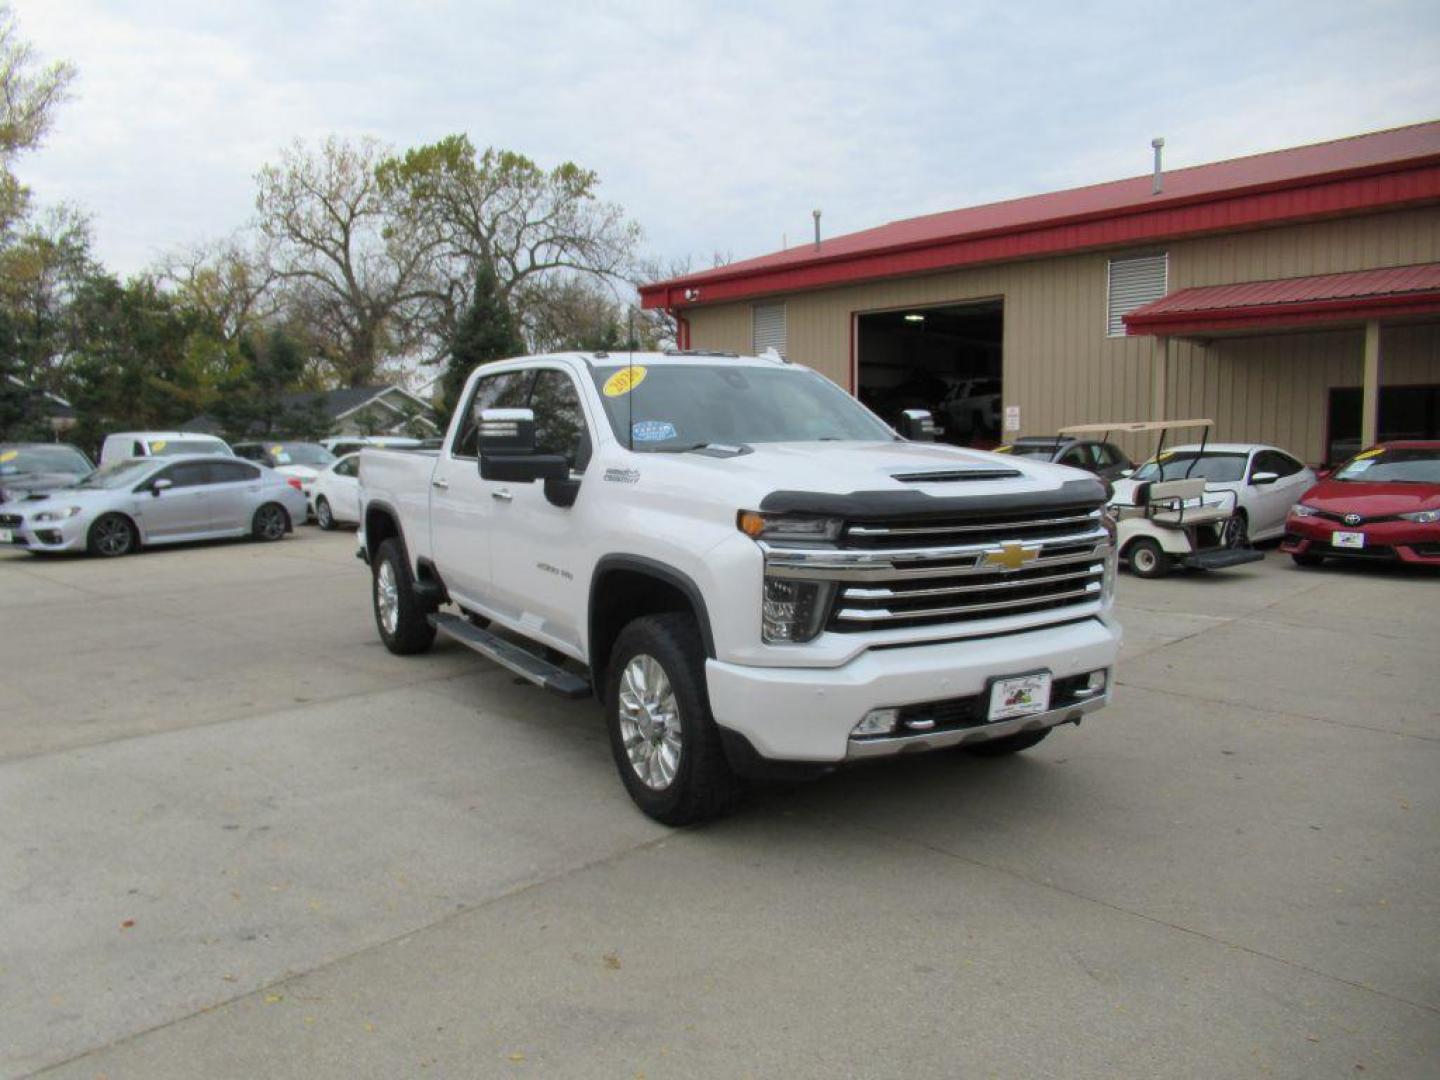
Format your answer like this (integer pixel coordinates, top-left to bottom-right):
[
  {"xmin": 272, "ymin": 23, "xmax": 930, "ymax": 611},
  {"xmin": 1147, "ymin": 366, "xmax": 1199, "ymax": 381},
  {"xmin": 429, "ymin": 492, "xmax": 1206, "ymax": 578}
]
[
  {"xmin": 149, "ymin": 438, "xmax": 229, "ymax": 457},
  {"xmin": 1333, "ymin": 447, "xmax": 1440, "ymax": 484}
]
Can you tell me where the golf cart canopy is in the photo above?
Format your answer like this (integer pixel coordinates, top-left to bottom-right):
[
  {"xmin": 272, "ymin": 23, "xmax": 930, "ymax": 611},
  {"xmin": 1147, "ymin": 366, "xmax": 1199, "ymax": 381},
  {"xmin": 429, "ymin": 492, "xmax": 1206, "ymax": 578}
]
[{"xmin": 1057, "ymin": 418, "xmax": 1214, "ymax": 436}]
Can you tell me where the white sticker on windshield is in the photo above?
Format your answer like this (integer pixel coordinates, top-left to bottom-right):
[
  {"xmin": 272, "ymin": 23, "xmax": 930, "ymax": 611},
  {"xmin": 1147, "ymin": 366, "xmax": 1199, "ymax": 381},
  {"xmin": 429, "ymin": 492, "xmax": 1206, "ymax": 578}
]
[
  {"xmin": 632, "ymin": 420, "xmax": 677, "ymax": 443},
  {"xmin": 1345, "ymin": 459, "xmax": 1373, "ymax": 474}
]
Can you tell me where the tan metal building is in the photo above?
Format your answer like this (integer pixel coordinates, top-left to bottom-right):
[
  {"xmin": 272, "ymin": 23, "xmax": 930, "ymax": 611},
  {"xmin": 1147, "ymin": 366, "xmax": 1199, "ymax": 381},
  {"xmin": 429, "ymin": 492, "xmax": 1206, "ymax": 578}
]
[{"xmin": 640, "ymin": 122, "xmax": 1440, "ymax": 465}]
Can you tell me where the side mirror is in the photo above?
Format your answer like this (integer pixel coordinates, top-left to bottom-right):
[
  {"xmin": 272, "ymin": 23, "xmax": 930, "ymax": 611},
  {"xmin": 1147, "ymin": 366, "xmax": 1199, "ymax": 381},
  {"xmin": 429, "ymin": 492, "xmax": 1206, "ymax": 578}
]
[
  {"xmin": 1251, "ymin": 471, "xmax": 1279, "ymax": 486},
  {"xmin": 896, "ymin": 409, "xmax": 937, "ymax": 441},
  {"xmin": 477, "ymin": 407, "xmax": 568, "ymax": 483},
  {"xmin": 151, "ymin": 477, "xmax": 173, "ymax": 497}
]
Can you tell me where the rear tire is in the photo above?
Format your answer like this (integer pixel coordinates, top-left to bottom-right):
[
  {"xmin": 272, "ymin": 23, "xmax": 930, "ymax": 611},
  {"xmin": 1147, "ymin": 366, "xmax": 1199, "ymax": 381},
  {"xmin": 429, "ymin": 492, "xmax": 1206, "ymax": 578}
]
[
  {"xmin": 1291, "ymin": 552, "xmax": 1325, "ymax": 568},
  {"xmin": 371, "ymin": 538, "xmax": 436, "ymax": 655},
  {"xmin": 605, "ymin": 612, "xmax": 741, "ymax": 826},
  {"xmin": 966, "ymin": 728, "xmax": 1052, "ymax": 756},
  {"xmin": 252, "ymin": 502, "xmax": 288, "ymax": 541},
  {"xmin": 87, "ymin": 513, "xmax": 137, "ymax": 557},
  {"xmin": 1127, "ymin": 537, "xmax": 1170, "ymax": 578},
  {"xmin": 315, "ymin": 496, "xmax": 335, "ymax": 531}
]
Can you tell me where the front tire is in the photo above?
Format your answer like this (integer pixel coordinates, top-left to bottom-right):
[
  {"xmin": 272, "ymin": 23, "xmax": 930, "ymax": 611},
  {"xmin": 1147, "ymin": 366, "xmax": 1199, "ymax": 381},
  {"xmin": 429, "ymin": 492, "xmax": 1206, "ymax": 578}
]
[
  {"xmin": 371, "ymin": 538, "xmax": 436, "ymax": 655},
  {"xmin": 605, "ymin": 613, "xmax": 740, "ymax": 826},
  {"xmin": 87, "ymin": 513, "xmax": 137, "ymax": 557},
  {"xmin": 1127, "ymin": 537, "xmax": 1170, "ymax": 578},
  {"xmin": 1225, "ymin": 510, "xmax": 1249, "ymax": 549},
  {"xmin": 252, "ymin": 502, "xmax": 289, "ymax": 542},
  {"xmin": 315, "ymin": 496, "xmax": 335, "ymax": 531}
]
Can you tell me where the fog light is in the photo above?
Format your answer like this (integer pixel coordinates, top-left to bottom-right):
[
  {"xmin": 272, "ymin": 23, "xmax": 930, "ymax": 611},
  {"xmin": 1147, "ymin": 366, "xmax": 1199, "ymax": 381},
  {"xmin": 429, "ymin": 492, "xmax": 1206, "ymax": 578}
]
[
  {"xmin": 1087, "ymin": 670, "xmax": 1107, "ymax": 691},
  {"xmin": 852, "ymin": 708, "xmax": 899, "ymax": 737}
]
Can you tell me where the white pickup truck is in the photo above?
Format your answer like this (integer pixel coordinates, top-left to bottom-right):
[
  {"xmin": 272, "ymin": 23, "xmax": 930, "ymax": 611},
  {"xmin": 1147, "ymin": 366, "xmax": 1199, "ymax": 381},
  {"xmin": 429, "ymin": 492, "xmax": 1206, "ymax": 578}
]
[{"xmin": 359, "ymin": 350, "xmax": 1121, "ymax": 824}]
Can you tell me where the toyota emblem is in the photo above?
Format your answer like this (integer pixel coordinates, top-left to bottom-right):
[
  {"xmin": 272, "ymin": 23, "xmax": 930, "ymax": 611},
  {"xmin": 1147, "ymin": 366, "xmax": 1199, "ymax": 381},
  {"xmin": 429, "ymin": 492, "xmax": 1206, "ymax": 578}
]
[{"xmin": 1343, "ymin": 513, "xmax": 1362, "ymax": 526}]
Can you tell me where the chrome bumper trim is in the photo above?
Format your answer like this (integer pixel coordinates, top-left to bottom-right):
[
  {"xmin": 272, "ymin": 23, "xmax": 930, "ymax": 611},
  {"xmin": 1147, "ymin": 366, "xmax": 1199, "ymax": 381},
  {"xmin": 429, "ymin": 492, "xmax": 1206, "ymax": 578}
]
[{"xmin": 845, "ymin": 695, "xmax": 1107, "ymax": 760}]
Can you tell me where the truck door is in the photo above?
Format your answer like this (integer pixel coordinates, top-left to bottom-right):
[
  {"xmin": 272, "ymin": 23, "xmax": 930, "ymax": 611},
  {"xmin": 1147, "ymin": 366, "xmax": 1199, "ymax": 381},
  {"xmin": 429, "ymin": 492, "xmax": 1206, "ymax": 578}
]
[
  {"xmin": 430, "ymin": 369, "xmax": 533, "ymax": 609},
  {"xmin": 485, "ymin": 367, "xmax": 593, "ymax": 652}
]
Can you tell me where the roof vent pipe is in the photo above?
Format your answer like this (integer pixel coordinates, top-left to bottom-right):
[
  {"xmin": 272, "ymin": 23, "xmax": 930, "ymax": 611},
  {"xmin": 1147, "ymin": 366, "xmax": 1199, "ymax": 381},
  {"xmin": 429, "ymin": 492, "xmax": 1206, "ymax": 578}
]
[
  {"xmin": 1151, "ymin": 137, "xmax": 1165, "ymax": 195},
  {"xmin": 812, "ymin": 209, "xmax": 822, "ymax": 251}
]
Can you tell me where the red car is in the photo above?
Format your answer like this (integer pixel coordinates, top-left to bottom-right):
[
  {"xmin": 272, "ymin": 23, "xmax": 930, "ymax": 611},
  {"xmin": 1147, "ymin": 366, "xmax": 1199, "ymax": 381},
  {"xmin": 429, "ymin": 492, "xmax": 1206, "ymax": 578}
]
[{"xmin": 1282, "ymin": 441, "xmax": 1440, "ymax": 567}]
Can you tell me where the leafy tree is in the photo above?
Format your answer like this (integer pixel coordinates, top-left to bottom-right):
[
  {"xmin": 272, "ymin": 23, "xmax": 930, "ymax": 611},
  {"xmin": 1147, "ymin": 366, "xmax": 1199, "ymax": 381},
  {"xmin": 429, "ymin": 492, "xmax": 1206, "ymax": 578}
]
[
  {"xmin": 440, "ymin": 261, "xmax": 523, "ymax": 423},
  {"xmin": 0, "ymin": 4, "xmax": 75, "ymax": 235}
]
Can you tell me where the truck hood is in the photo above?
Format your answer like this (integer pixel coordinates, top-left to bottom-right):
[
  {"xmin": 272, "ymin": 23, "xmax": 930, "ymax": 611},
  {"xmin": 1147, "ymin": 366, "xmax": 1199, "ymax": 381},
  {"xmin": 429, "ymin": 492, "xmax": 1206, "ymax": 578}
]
[{"xmin": 649, "ymin": 440, "xmax": 1099, "ymax": 511}]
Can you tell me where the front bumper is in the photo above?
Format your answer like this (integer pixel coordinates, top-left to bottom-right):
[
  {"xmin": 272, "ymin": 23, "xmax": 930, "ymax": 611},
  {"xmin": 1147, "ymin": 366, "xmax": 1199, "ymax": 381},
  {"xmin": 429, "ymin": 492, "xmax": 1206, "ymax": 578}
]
[
  {"xmin": 705, "ymin": 616, "xmax": 1120, "ymax": 763},
  {"xmin": 1282, "ymin": 516, "xmax": 1440, "ymax": 564},
  {"xmin": 0, "ymin": 513, "xmax": 88, "ymax": 552}
]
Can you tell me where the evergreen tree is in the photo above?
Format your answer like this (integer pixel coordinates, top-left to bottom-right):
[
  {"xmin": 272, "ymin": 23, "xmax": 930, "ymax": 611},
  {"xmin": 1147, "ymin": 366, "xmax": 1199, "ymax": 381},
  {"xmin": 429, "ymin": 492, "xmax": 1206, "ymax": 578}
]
[{"xmin": 440, "ymin": 262, "xmax": 523, "ymax": 424}]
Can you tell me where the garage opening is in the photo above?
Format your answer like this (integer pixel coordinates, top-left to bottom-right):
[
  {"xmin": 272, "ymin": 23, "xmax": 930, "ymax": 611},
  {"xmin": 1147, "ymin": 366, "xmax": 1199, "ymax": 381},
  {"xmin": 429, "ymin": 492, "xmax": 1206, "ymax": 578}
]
[
  {"xmin": 856, "ymin": 301, "xmax": 1003, "ymax": 447},
  {"xmin": 1326, "ymin": 384, "xmax": 1440, "ymax": 465}
]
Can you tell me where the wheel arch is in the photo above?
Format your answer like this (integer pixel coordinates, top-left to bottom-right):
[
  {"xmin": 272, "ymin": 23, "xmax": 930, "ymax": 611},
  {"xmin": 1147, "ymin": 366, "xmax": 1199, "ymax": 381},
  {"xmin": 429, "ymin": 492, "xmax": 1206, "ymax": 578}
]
[
  {"xmin": 93, "ymin": 509, "xmax": 143, "ymax": 548},
  {"xmin": 588, "ymin": 556, "xmax": 716, "ymax": 701}
]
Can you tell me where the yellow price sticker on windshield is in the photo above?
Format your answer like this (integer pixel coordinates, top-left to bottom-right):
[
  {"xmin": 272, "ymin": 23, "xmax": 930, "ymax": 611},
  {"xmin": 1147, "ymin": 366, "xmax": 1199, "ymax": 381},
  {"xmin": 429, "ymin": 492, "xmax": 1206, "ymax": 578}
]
[
  {"xmin": 993, "ymin": 445, "xmax": 1013, "ymax": 453},
  {"xmin": 271, "ymin": 444, "xmax": 284, "ymax": 455},
  {"xmin": 603, "ymin": 366, "xmax": 647, "ymax": 397},
  {"xmin": 1155, "ymin": 449, "xmax": 1175, "ymax": 461},
  {"xmin": 150, "ymin": 440, "xmax": 167, "ymax": 452},
  {"xmin": 1352, "ymin": 447, "xmax": 1383, "ymax": 460},
  {"xmin": 0, "ymin": 450, "xmax": 17, "ymax": 463}
]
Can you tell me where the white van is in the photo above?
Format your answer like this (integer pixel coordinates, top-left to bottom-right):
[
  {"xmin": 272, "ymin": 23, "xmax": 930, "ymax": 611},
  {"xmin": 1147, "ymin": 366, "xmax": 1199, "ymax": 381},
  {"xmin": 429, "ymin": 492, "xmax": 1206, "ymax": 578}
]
[{"xmin": 98, "ymin": 432, "xmax": 235, "ymax": 467}]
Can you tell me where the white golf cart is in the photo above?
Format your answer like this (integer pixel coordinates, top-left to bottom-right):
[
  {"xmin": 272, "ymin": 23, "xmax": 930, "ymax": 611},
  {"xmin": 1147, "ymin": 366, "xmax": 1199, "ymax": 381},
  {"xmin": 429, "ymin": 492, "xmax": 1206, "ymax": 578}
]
[{"xmin": 1057, "ymin": 419, "xmax": 1265, "ymax": 579}]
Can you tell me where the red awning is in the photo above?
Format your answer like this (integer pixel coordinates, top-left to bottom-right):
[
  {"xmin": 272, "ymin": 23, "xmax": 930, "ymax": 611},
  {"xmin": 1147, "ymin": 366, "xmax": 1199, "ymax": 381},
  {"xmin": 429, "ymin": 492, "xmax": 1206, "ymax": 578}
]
[{"xmin": 1123, "ymin": 263, "xmax": 1440, "ymax": 336}]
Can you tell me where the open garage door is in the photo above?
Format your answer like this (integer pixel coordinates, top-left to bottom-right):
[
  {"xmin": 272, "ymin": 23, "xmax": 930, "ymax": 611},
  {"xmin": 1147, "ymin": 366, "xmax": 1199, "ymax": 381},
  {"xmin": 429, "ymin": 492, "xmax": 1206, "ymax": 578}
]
[{"xmin": 856, "ymin": 301, "xmax": 1003, "ymax": 447}]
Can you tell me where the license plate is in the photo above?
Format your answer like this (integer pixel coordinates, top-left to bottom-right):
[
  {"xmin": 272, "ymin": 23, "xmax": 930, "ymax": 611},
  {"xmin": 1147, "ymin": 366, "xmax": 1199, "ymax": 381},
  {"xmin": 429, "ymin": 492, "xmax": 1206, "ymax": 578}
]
[
  {"xmin": 0, "ymin": 528, "xmax": 12, "ymax": 543},
  {"xmin": 988, "ymin": 672, "xmax": 1052, "ymax": 722},
  {"xmin": 1333, "ymin": 531, "xmax": 1365, "ymax": 549}
]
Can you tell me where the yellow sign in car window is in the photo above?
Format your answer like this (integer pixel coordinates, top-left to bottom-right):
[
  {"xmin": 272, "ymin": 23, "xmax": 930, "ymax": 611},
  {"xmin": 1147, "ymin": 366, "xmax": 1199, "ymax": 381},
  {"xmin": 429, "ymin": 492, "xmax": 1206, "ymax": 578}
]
[
  {"xmin": 603, "ymin": 366, "xmax": 647, "ymax": 397},
  {"xmin": 150, "ymin": 440, "xmax": 167, "ymax": 452},
  {"xmin": 0, "ymin": 449, "xmax": 17, "ymax": 463},
  {"xmin": 1352, "ymin": 447, "xmax": 1384, "ymax": 460}
]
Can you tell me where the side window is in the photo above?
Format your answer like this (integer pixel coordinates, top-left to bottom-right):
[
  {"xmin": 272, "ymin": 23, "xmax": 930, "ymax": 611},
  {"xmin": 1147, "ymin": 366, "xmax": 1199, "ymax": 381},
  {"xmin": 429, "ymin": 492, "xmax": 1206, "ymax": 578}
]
[
  {"xmin": 334, "ymin": 457, "xmax": 357, "ymax": 478},
  {"xmin": 530, "ymin": 370, "xmax": 591, "ymax": 472},
  {"xmin": 210, "ymin": 461, "xmax": 260, "ymax": 484},
  {"xmin": 1058, "ymin": 445, "xmax": 1089, "ymax": 468},
  {"xmin": 1099, "ymin": 443, "xmax": 1127, "ymax": 468},
  {"xmin": 453, "ymin": 370, "xmax": 534, "ymax": 458},
  {"xmin": 1272, "ymin": 452, "xmax": 1303, "ymax": 478},
  {"xmin": 1251, "ymin": 450, "xmax": 1296, "ymax": 479},
  {"xmin": 132, "ymin": 440, "xmax": 146, "ymax": 456},
  {"xmin": 162, "ymin": 462, "xmax": 210, "ymax": 488}
]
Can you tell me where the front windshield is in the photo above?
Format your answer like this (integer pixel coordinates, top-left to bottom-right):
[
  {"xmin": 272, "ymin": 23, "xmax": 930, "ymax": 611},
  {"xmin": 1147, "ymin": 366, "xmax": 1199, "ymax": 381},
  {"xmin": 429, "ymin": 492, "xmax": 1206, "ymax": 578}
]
[
  {"xmin": 1005, "ymin": 444, "xmax": 1061, "ymax": 460},
  {"xmin": 1132, "ymin": 451, "xmax": 1247, "ymax": 483},
  {"xmin": 74, "ymin": 459, "xmax": 159, "ymax": 489},
  {"xmin": 1333, "ymin": 447, "xmax": 1440, "ymax": 483},
  {"xmin": 150, "ymin": 439, "xmax": 229, "ymax": 457},
  {"xmin": 588, "ymin": 363, "xmax": 895, "ymax": 449},
  {"xmin": 0, "ymin": 444, "xmax": 92, "ymax": 477},
  {"xmin": 271, "ymin": 442, "xmax": 335, "ymax": 467}
]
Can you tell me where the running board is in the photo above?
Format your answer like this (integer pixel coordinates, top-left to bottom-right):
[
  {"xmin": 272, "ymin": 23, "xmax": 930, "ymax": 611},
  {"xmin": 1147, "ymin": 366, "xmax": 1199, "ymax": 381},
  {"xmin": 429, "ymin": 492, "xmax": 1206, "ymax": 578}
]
[
  {"xmin": 428, "ymin": 613, "xmax": 592, "ymax": 699},
  {"xmin": 1181, "ymin": 547, "xmax": 1266, "ymax": 570}
]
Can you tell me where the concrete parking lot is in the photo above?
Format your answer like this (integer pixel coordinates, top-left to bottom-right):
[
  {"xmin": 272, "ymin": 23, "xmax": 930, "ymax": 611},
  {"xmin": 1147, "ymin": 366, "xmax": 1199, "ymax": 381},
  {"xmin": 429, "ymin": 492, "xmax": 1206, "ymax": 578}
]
[{"xmin": 1, "ymin": 531, "xmax": 1436, "ymax": 1078}]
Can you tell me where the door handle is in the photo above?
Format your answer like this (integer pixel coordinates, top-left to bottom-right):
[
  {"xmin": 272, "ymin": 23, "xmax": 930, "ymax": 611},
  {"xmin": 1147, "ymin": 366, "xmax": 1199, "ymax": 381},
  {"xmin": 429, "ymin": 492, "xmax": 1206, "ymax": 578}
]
[
  {"xmin": 432, "ymin": 477, "xmax": 450, "ymax": 490},
  {"xmin": 491, "ymin": 488, "xmax": 512, "ymax": 502}
]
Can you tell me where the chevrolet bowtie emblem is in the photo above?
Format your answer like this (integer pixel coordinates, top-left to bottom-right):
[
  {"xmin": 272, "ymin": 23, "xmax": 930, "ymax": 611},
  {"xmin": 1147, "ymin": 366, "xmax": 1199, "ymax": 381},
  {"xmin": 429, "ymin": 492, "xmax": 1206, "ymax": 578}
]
[{"xmin": 982, "ymin": 543, "xmax": 1040, "ymax": 571}]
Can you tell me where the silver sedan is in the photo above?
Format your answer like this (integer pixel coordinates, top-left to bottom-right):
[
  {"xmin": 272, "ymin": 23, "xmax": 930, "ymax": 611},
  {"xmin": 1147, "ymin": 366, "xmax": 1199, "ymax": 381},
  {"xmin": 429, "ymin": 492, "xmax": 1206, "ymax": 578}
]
[{"xmin": 0, "ymin": 454, "xmax": 309, "ymax": 557}]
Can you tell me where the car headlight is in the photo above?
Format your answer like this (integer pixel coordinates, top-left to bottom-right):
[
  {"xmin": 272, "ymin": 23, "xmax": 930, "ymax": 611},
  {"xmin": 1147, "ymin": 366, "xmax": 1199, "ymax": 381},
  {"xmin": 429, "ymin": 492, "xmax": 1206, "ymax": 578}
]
[
  {"xmin": 1399, "ymin": 508, "xmax": 1440, "ymax": 523},
  {"xmin": 738, "ymin": 511, "xmax": 843, "ymax": 544},
  {"xmin": 1290, "ymin": 503, "xmax": 1321, "ymax": 518},
  {"xmin": 33, "ymin": 506, "xmax": 82, "ymax": 522},
  {"xmin": 761, "ymin": 576, "xmax": 836, "ymax": 643}
]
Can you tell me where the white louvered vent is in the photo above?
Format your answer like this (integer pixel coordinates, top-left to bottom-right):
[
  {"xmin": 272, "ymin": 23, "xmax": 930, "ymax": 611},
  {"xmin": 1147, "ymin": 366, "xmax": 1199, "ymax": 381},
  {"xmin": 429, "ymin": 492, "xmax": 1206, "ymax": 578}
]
[
  {"xmin": 752, "ymin": 302, "xmax": 787, "ymax": 355},
  {"xmin": 1106, "ymin": 253, "xmax": 1167, "ymax": 337}
]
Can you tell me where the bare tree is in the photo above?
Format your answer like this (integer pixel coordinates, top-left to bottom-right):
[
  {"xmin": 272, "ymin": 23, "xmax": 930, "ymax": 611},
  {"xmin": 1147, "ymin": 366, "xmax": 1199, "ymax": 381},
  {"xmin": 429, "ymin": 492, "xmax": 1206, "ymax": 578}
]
[
  {"xmin": 157, "ymin": 235, "xmax": 280, "ymax": 341},
  {"xmin": 0, "ymin": 3, "xmax": 74, "ymax": 234}
]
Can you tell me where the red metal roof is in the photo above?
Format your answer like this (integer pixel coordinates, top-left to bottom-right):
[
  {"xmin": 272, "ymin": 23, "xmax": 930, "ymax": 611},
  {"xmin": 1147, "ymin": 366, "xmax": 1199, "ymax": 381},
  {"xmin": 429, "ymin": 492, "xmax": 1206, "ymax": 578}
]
[
  {"xmin": 641, "ymin": 120, "xmax": 1440, "ymax": 310},
  {"xmin": 1122, "ymin": 262, "xmax": 1440, "ymax": 336}
]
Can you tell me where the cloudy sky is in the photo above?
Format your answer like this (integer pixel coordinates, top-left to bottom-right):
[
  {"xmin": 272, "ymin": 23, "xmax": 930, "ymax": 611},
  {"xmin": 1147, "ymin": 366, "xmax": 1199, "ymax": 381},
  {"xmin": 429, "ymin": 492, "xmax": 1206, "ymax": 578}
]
[{"xmin": 13, "ymin": 0, "xmax": 1440, "ymax": 279}]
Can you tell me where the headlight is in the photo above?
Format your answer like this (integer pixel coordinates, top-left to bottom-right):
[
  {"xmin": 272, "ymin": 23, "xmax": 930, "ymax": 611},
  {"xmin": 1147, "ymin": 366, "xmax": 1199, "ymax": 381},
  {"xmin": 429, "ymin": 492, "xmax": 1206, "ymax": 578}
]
[
  {"xmin": 738, "ymin": 511, "xmax": 843, "ymax": 544},
  {"xmin": 33, "ymin": 506, "xmax": 82, "ymax": 522},
  {"xmin": 1290, "ymin": 504, "xmax": 1321, "ymax": 518},
  {"xmin": 1399, "ymin": 508, "xmax": 1440, "ymax": 523},
  {"xmin": 761, "ymin": 576, "xmax": 836, "ymax": 643}
]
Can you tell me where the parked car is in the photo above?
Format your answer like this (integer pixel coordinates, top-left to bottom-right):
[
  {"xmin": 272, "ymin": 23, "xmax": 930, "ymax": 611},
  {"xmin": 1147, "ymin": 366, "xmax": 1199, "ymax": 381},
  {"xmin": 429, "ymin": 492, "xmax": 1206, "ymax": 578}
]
[
  {"xmin": 940, "ymin": 377, "xmax": 1002, "ymax": 438},
  {"xmin": 996, "ymin": 436, "xmax": 1133, "ymax": 482},
  {"xmin": 310, "ymin": 453, "xmax": 361, "ymax": 529},
  {"xmin": 0, "ymin": 454, "xmax": 307, "ymax": 557},
  {"xmin": 98, "ymin": 431, "xmax": 233, "ymax": 466},
  {"xmin": 1111, "ymin": 442, "xmax": 1315, "ymax": 546},
  {"xmin": 0, "ymin": 442, "xmax": 94, "ymax": 503},
  {"xmin": 232, "ymin": 441, "xmax": 336, "ymax": 504},
  {"xmin": 1282, "ymin": 442, "xmax": 1440, "ymax": 567},
  {"xmin": 320, "ymin": 435, "xmax": 422, "ymax": 456}
]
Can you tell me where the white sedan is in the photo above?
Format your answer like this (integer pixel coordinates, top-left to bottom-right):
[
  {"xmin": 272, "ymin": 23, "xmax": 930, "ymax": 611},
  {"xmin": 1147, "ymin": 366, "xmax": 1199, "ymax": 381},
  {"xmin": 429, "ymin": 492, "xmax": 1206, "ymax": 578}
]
[
  {"xmin": 1111, "ymin": 442, "xmax": 1317, "ymax": 545},
  {"xmin": 310, "ymin": 453, "xmax": 361, "ymax": 530}
]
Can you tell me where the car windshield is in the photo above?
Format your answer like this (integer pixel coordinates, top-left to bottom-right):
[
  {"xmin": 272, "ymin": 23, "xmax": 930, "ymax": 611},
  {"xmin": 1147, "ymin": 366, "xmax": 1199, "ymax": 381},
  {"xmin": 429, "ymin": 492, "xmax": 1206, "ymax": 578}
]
[
  {"xmin": 589, "ymin": 363, "xmax": 895, "ymax": 449},
  {"xmin": 150, "ymin": 439, "xmax": 228, "ymax": 457},
  {"xmin": 1332, "ymin": 447, "xmax": 1440, "ymax": 483},
  {"xmin": 270, "ymin": 442, "xmax": 335, "ymax": 467},
  {"xmin": 1132, "ymin": 451, "xmax": 1247, "ymax": 483},
  {"xmin": 74, "ymin": 459, "xmax": 159, "ymax": 489},
  {"xmin": 1004, "ymin": 443, "xmax": 1063, "ymax": 460},
  {"xmin": 0, "ymin": 444, "xmax": 92, "ymax": 477}
]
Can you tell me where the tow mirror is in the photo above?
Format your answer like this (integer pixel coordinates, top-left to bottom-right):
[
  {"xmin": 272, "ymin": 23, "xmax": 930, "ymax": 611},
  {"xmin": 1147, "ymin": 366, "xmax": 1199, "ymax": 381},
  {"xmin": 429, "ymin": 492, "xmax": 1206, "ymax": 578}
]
[
  {"xmin": 896, "ymin": 409, "xmax": 937, "ymax": 441},
  {"xmin": 1251, "ymin": 471, "xmax": 1279, "ymax": 486},
  {"xmin": 151, "ymin": 477, "xmax": 173, "ymax": 497},
  {"xmin": 477, "ymin": 407, "xmax": 568, "ymax": 483}
]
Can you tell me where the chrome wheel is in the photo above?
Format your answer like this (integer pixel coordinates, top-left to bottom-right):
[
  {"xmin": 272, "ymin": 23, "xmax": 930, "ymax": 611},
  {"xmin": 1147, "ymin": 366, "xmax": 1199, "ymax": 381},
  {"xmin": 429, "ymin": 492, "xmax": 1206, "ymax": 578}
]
[
  {"xmin": 316, "ymin": 497, "xmax": 333, "ymax": 529},
  {"xmin": 256, "ymin": 504, "xmax": 286, "ymax": 540},
  {"xmin": 617, "ymin": 653, "xmax": 683, "ymax": 791},
  {"xmin": 375, "ymin": 559, "xmax": 399, "ymax": 635},
  {"xmin": 93, "ymin": 515, "xmax": 133, "ymax": 556}
]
